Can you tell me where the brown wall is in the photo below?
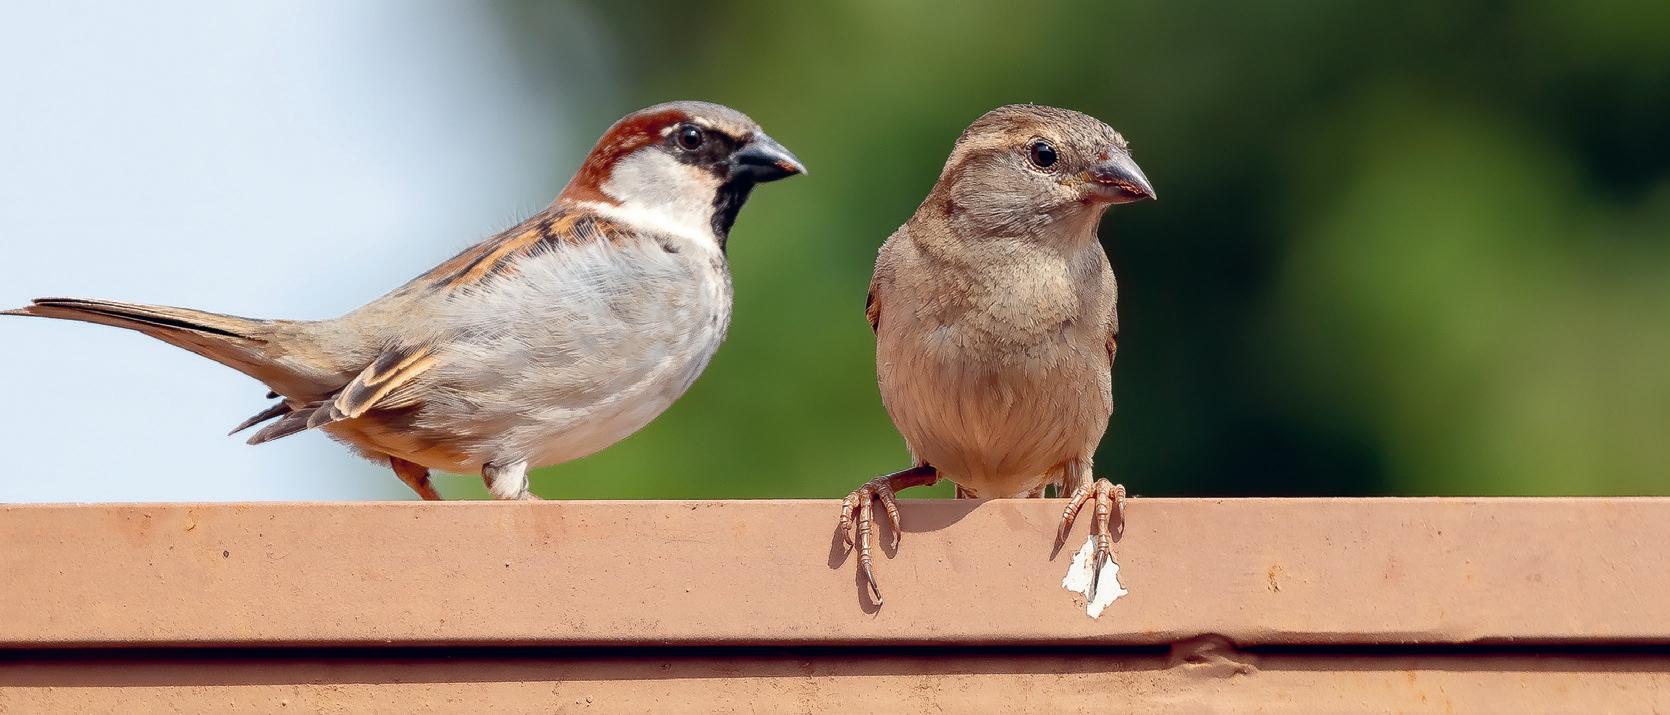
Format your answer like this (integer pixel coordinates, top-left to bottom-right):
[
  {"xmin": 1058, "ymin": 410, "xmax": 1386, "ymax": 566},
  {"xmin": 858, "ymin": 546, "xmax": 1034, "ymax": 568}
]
[{"xmin": 2, "ymin": 499, "xmax": 1667, "ymax": 711}]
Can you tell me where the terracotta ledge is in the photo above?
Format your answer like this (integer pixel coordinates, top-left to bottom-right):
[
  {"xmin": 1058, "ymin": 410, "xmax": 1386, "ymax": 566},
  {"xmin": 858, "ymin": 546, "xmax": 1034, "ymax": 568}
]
[
  {"xmin": 4, "ymin": 498, "xmax": 1667, "ymax": 649},
  {"xmin": 5, "ymin": 650, "xmax": 1669, "ymax": 712}
]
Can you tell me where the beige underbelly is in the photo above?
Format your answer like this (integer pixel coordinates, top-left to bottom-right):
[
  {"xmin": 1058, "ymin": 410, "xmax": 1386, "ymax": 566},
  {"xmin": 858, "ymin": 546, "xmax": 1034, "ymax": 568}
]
[
  {"xmin": 879, "ymin": 343, "xmax": 1109, "ymax": 498},
  {"xmin": 323, "ymin": 420, "xmax": 477, "ymax": 474}
]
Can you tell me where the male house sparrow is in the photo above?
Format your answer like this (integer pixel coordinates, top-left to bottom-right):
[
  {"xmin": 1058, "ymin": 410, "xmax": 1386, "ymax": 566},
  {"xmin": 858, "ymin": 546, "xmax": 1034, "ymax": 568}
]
[
  {"xmin": 838, "ymin": 104, "xmax": 1154, "ymax": 602},
  {"xmin": 6, "ymin": 101, "xmax": 804, "ymax": 500}
]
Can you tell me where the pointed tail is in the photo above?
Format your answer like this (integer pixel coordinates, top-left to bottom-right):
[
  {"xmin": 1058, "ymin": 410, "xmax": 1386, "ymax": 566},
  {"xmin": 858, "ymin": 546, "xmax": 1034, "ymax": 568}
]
[{"xmin": 4, "ymin": 297, "xmax": 279, "ymax": 379}]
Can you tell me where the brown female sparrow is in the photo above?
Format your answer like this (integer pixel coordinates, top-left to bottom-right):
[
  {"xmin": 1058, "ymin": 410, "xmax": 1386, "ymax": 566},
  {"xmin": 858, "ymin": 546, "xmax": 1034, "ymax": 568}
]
[
  {"xmin": 5, "ymin": 100, "xmax": 804, "ymax": 500},
  {"xmin": 838, "ymin": 104, "xmax": 1154, "ymax": 603}
]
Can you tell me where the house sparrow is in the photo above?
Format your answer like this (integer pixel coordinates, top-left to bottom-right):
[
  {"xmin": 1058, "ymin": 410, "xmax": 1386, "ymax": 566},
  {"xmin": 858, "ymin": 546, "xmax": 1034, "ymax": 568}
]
[
  {"xmin": 838, "ymin": 104, "xmax": 1154, "ymax": 603},
  {"xmin": 5, "ymin": 100, "xmax": 804, "ymax": 500}
]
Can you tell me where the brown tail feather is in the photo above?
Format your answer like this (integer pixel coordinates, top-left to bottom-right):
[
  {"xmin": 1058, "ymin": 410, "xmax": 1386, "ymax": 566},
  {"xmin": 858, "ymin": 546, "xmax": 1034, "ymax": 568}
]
[
  {"xmin": 228, "ymin": 401, "xmax": 293, "ymax": 436},
  {"xmin": 4, "ymin": 296, "xmax": 276, "ymax": 376},
  {"xmin": 7, "ymin": 297, "xmax": 357, "ymax": 444},
  {"xmin": 246, "ymin": 401, "xmax": 346, "ymax": 445},
  {"xmin": 5, "ymin": 297, "xmax": 264, "ymax": 338}
]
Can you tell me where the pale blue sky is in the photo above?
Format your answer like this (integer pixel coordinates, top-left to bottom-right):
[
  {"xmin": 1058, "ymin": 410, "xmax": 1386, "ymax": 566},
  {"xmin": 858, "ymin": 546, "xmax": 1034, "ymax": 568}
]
[{"xmin": 0, "ymin": 2, "xmax": 607, "ymax": 501}]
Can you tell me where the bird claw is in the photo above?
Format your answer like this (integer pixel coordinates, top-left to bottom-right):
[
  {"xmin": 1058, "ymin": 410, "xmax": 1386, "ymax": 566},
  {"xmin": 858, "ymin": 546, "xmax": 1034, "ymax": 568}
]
[
  {"xmin": 838, "ymin": 475, "xmax": 904, "ymax": 605},
  {"xmin": 1057, "ymin": 479, "xmax": 1126, "ymax": 587}
]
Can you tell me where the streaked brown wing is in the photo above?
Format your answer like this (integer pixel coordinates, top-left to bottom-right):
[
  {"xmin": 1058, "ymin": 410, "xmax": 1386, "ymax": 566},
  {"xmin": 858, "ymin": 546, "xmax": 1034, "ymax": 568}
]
[
  {"xmin": 1107, "ymin": 304, "xmax": 1120, "ymax": 364},
  {"xmin": 865, "ymin": 287, "xmax": 881, "ymax": 334},
  {"xmin": 402, "ymin": 205, "xmax": 629, "ymax": 295},
  {"xmin": 333, "ymin": 343, "xmax": 439, "ymax": 419},
  {"xmin": 245, "ymin": 342, "xmax": 439, "ymax": 445}
]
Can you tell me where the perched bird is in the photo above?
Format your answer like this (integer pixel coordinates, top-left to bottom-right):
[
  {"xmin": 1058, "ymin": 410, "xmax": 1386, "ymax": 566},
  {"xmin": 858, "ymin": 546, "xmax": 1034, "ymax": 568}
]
[
  {"xmin": 5, "ymin": 100, "xmax": 804, "ymax": 500},
  {"xmin": 838, "ymin": 104, "xmax": 1154, "ymax": 602}
]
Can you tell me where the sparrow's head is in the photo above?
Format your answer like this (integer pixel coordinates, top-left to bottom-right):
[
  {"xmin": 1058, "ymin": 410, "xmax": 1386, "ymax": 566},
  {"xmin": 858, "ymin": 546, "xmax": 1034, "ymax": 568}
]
[
  {"xmin": 560, "ymin": 100, "xmax": 805, "ymax": 244},
  {"xmin": 930, "ymin": 104, "xmax": 1153, "ymax": 240}
]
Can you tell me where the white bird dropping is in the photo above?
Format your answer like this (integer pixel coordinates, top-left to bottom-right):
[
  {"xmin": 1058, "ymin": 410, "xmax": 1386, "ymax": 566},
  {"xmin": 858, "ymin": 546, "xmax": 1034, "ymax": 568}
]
[{"xmin": 1062, "ymin": 534, "xmax": 1127, "ymax": 619}]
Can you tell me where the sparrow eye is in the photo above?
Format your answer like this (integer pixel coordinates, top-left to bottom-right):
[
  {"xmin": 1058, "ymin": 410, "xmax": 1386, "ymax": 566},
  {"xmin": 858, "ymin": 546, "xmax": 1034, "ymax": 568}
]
[
  {"xmin": 1028, "ymin": 141, "xmax": 1058, "ymax": 169},
  {"xmin": 675, "ymin": 124, "xmax": 706, "ymax": 151}
]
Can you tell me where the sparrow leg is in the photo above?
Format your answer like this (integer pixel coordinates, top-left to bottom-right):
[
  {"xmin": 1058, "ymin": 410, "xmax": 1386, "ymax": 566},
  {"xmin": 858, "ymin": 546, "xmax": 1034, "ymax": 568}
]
[
  {"xmin": 1056, "ymin": 478, "xmax": 1127, "ymax": 584},
  {"xmin": 389, "ymin": 456, "xmax": 443, "ymax": 501},
  {"xmin": 483, "ymin": 459, "xmax": 541, "ymax": 500},
  {"xmin": 837, "ymin": 464, "xmax": 938, "ymax": 605}
]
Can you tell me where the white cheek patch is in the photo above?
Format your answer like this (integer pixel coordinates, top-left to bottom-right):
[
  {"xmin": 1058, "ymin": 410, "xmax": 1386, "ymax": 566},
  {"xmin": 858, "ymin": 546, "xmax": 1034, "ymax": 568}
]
[
  {"xmin": 1061, "ymin": 535, "xmax": 1127, "ymax": 619},
  {"xmin": 601, "ymin": 150, "xmax": 722, "ymax": 239}
]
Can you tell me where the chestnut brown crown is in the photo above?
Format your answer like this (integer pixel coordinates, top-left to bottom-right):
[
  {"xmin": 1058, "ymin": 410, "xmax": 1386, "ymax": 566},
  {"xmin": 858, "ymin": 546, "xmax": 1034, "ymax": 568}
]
[{"xmin": 560, "ymin": 101, "xmax": 804, "ymax": 209}]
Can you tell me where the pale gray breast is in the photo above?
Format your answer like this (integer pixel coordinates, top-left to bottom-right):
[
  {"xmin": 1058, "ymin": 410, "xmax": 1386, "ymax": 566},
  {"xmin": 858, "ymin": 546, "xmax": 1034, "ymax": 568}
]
[{"xmin": 418, "ymin": 235, "xmax": 732, "ymax": 463}]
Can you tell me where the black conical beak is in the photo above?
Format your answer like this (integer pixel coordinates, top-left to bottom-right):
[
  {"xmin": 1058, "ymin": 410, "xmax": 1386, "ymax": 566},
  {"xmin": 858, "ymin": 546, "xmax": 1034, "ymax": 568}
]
[
  {"xmin": 1085, "ymin": 151, "xmax": 1155, "ymax": 204},
  {"xmin": 730, "ymin": 133, "xmax": 806, "ymax": 183}
]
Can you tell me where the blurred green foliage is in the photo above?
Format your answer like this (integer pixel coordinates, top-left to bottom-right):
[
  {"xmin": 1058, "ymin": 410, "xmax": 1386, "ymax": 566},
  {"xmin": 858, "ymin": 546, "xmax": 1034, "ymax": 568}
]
[{"xmin": 442, "ymin": 1, "xmax": 1670, "ymax": 499}]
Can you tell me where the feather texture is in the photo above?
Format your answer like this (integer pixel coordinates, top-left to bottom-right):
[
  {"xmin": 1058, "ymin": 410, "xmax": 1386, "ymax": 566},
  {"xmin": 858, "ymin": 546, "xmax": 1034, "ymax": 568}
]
[{"xmin": 4, "ymin": 100, "xmax": 796, "ymax": 501}]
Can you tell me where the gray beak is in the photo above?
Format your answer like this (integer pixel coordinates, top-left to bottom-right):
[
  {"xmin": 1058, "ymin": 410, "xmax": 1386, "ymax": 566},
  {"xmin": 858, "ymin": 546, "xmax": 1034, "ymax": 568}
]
[
  {"xmin": 730, "ymin": 133, "xmax": 806, "ymax": 183},
  {"xmin": 1085, "ymin": 151, "xmax": 1155, "ymax": 204}
]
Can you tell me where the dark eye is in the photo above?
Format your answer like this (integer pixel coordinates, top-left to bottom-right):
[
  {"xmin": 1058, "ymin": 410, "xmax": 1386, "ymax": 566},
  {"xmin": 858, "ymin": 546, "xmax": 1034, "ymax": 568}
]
[
  {"xmin": 1028, "ymin": 140, "xmax": 1058, "ymax": 169},
  {"xmin": 676, "ymin": 124, "xmax": 705, "ymax": 151}
]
